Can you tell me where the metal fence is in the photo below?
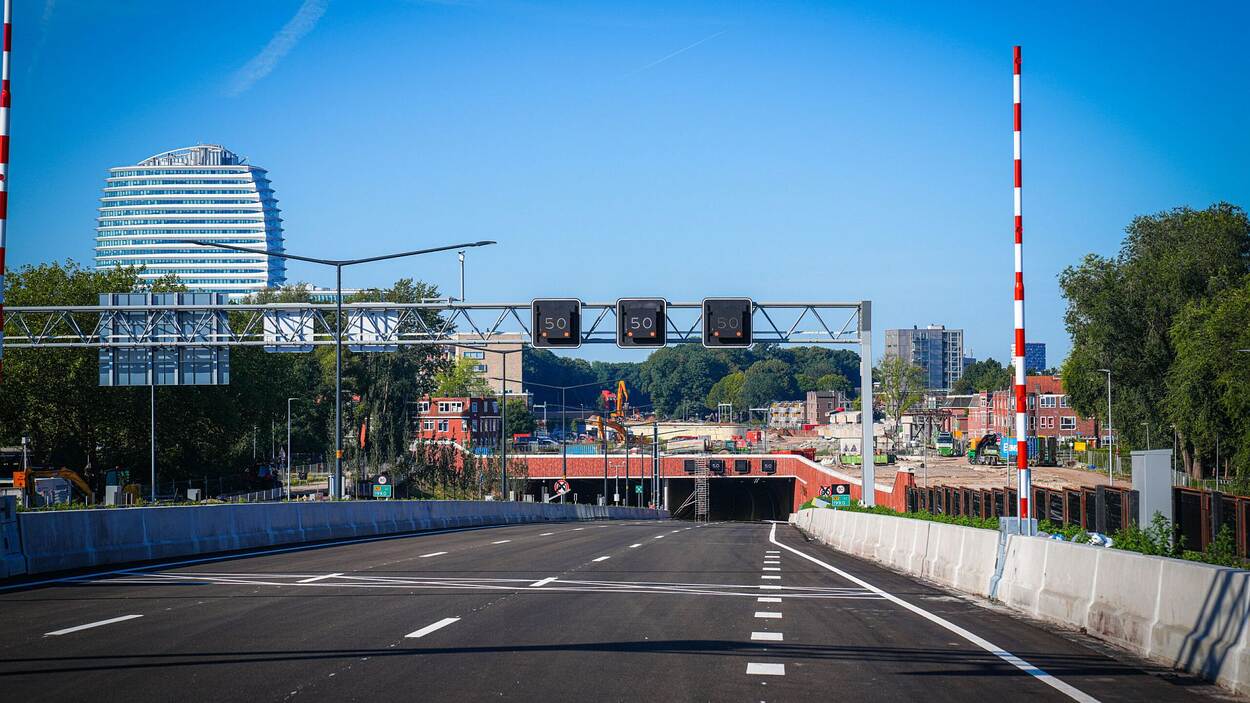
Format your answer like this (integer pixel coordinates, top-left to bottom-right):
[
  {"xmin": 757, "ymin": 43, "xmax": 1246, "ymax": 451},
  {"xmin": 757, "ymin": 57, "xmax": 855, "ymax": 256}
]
[{"xmin": 905, "ymin": 483, "xmax": 1138, "ymax": 535}]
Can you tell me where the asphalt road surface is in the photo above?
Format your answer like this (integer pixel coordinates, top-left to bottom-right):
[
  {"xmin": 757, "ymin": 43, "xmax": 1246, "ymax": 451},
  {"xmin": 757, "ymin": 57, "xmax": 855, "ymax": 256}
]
[{"xmin": 0, "ymin": 519, "xmax": 1235, "ymax": 702}]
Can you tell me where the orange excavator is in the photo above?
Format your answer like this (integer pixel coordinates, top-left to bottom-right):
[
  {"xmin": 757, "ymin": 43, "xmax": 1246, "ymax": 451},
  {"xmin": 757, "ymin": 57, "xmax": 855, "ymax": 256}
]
[{"xmin": 598, "ymin": 381, "xmax": 639, "ymax": 446}]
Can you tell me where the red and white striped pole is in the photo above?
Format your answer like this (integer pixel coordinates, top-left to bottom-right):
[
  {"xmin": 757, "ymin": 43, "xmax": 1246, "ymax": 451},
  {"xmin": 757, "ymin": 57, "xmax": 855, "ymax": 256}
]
[
  {"xmin": 0, "ymin": 0, "xmax": 10, "ymax": 381},
  {"xmin": 1013, "ymin": 45, "xmax": 1031, "ymax": 530}
]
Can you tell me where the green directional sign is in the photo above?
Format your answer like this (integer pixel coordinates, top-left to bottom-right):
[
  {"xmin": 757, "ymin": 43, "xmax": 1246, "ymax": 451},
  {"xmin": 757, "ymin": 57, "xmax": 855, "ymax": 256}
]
[
  {"xmin": 372, "ymin": 484, "xmax": 393, "ymax": 499},
  {"xmin": 635, "ymin": 484, "xmax": 643, "ymax": 494},
  {"xmin": 830, "ymin": 494, "xmax": 851, "ymax": 508}
]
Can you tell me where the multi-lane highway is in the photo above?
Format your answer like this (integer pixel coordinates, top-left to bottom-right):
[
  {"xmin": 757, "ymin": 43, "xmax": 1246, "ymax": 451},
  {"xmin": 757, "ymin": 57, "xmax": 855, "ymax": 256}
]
[{"xmin": 0, "ymin": 520, "xmax": 1230, "ymax": 702}]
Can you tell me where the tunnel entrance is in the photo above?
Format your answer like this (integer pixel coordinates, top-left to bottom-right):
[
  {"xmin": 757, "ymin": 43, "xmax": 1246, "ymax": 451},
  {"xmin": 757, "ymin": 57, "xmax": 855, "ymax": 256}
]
[{"xmin": 666, "ymin": 477, "xmax": 794, "ymax": 522}]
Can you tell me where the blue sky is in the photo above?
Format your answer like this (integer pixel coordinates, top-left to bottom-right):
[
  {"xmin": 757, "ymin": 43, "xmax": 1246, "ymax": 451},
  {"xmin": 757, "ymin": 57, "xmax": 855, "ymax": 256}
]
[{"xmin": 8, "ymin": 0, "xmax": 1249, "ymax": 364}]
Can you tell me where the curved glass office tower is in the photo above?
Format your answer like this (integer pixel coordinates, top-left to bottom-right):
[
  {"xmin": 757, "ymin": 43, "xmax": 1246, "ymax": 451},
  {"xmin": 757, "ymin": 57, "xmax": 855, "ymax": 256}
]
[{"xmin": 94, "ymin": 144, "xmax": 286, "ymax": 295}]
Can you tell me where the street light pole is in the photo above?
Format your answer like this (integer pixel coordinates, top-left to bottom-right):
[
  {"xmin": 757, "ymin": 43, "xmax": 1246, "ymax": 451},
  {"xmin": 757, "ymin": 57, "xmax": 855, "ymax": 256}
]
[
  {"xmin": 192, "ymin": 239, "xmax": 496, "ymax": 499},
  {"xmin": 1097, "ymin": 368, "xmax": 1112, "ymax": 485},
  {"xmin": 1141, "ymin": 421, "xmax": 1150, "ymax": 451}
]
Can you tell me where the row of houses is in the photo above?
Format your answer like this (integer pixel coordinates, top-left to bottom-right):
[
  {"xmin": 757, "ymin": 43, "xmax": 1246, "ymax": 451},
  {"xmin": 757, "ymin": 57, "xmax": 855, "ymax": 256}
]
[{"xmin": 937, "ymin": 375, "xmax": 1102, "ymax": 443}]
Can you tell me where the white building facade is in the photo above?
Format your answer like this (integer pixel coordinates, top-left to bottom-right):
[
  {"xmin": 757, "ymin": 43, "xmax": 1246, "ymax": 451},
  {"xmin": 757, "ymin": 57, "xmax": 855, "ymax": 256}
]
[{"xmin": 94, "ymin": 145, "xmax": 285, "ymax": 296}]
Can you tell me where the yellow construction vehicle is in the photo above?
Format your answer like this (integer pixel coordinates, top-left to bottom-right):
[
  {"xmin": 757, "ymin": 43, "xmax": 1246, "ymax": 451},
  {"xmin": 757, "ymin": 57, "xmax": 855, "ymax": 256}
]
[{"xmin": 14, "ymin": 468, "xmax": 96, "ymax": 505}]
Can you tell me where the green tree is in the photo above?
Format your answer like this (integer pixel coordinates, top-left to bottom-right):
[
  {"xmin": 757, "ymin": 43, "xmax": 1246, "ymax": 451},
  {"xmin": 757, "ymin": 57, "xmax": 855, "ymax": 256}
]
[
  {"xmin": 1060, "ymin": 203, "xmax": 1250, "ymax": 476},
  {"xmin": 875, "ymin": 355, "xmax": 926, "ymax": 451},
  {"xmin": 637, "ymin": 345, "xmax": 729, "ymax": 418},
  {"xmin": 741, "ymin": 359, "xmax": 800, "ymax": 410},
  {"xmin": 705, "ymin": 371, "xmax": 746, "ymax": 413},
  {"xmin": 434, "ymin": 356, "xmax": 493, "ymax": 397},
  {"xmin": 950, "ymin": 358, "xmax": 1012, "ymax": 395},
  {"xmin": 1165, "ymin": 274, "xmax": 1250, "ymax": 478},
  {"xmin": 504, "ymin": 397, "xmax": 537, "ymax": 437}
]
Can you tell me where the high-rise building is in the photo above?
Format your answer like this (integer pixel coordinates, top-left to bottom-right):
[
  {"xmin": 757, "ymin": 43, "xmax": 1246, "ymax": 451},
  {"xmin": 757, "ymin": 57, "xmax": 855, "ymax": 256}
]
[
  {"xmin": 884, "ymin": 325, "xmax": 965, "ymax": 390},
  {"xmin": 94, "ymin": 145, "xmax": 285, "ymax": 296},
  {"xmin": 1011, "ymin": 342, "xmax": 1047, "ymax": 373}
]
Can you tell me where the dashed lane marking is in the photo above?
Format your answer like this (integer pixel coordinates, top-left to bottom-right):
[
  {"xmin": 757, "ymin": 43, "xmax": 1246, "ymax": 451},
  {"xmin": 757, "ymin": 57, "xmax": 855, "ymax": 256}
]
[
  {"xmin": 491, "ymin": 540, "xmax": 511, "ymax": 545},
  {"xmin": 297, "ymin": 572, "xmax": 343, "ymax": 584},
  {"xmin": 754, "ymin": 611, "xmax": 782, "ymax": 619},
  {"xmin": 593, "ymin": 556, "xmax": 611, "ymax": 562},
  {"xmin": 746, "ymin": 663, "xmax": 785, "ymax": 676},
  {"xmin": 629, "ymin": 544, "xmax": 642, "ymax": 548},
  {"xmin": 761, "ymin": 575, "xmax": 781, "ymax": 580},
  {"xmin": 751, "ymin": 632, "xmax": 783, "ymax": 642},
  {"xmin": 539, "ymin": 533, "xmax": 555, "ymax": 536},
  {"xmin": 419, "ymin": 552, "xmax": 447, "ymax": 558},
  {"xmin": 529, "ymin": 577, "xmax": 557, "ymax": 588},
  {"xmin": 757, "ymin": 597, "xmax": 782, "ymax": 603},
  {"xmin": 46, "ymin": 615, "xmax": 144, "ymax": 636},
  {"xmin": 769, "ymin": 522, "xmax": 1099, "ymax": 703},
  {"xmin": 763, "ymin": 567, "xmax": 781, "ymax": 572},
  {"xmin": 405, "ymin": 617, "xmax": 461, "ymax": 639}
]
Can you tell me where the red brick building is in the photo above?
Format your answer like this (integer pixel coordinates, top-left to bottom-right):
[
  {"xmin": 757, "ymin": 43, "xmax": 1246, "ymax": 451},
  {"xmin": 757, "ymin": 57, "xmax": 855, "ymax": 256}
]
[
  {"xmin": 413, "ymin": 396, "xmax": 502, "ymax": 446},
  {"xmin": 963, "ymin": 376, "xmax": 1099, "ymax": 443}
]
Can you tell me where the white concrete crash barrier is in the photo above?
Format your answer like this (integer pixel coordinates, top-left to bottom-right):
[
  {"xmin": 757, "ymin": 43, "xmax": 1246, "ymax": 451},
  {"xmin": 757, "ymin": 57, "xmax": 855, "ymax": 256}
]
[
  {"xmin": 1, "ymin": 497, "xmax": 26, "ymax": 578},
  {"xmin": 11, "ymin": 501, "xmax": 668, "ymax": 577},
  {"xmin": 792, "ymin": 507, "xmax": 1250, "ymax": 695}
]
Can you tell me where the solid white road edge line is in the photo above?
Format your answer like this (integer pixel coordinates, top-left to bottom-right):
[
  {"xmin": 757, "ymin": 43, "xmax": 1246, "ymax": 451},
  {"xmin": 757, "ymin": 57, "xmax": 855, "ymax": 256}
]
[
  {"xmin": 529, "ymin": 577, "xmax": 558, "ymax": 588},
  {"xmin": 46, "ymin": 614, "xmax": 144, "ymax": 636},
  {"xmin": 297, "ymin": 572, "xmax": 343, "ymax": 584},
  {"xmin": 751, "ymin": 631, "xmax": 783, "ymax": 641},
  {"xmin": 746, "ymin": 663, "xmax": 785, "ymax": 676},
  {"xmin": 405, "ymin": 617, "xmax": 461, "ymax": 639},
  {"xmin": 768, "ymin": 522, "xmax": 1099, "ymax": 703}
]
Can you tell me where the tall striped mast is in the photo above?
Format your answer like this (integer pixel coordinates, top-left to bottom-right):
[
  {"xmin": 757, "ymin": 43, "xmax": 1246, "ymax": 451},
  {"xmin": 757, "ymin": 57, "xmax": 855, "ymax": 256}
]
[
  {"xmin": 1013, "ymin": 45, "xmax": 1031, "ymax": 529},
  {"xmin": 0, "ymin": 0, "xmax": 11, "ymax": 382}
]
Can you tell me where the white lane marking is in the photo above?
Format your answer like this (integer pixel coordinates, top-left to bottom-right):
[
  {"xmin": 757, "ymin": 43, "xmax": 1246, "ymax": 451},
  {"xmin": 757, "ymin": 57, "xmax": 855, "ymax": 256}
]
[
  {"xmin": 769, "ymin": 522, "xmax": 1099, "ymax": 703},
  {"xmin": 539, "ymin": 532, "xmax": 555, "ymax": 536},
  {"xmin": 764, "ymin": 559, "xmax": 781, "ymax": 563},
  {"xmin": 751, "ymin": 631, "xmax": 783, "ymax": 642},
  {"xmin": 529, "ymin": 577, "xmax": 558, "ymax": 588},
  {"xmin": 670, "ymin": 529, "xmax": 680, "ymax": 533},
  {"xmin": 419, "ymin": 552, "xmax": 448, "ymax": 558},
  {"xmin": 759, "ymin": 585, "xmax": 782, "ymax": 590},
  {"xmin": 629, "ymin": 543, "xmax": 642, "ymax": 548},
  {"xmin": 297, "ymin": 572, "xmax": 343, "ymax": 584},
  {"xmin": 746, "ymin": 663, "xmax": 786, "ymax": 676},
  {"xmin": 46, "ymin": 614, "xmax": 144, "ymax": 636},
  {"xmin": 592, "ymin": 556, "xmax": 611, "ymax": 562},
  {"xmin": 754, "ymin": 611, "xmax": 782, "ymax": 619},
  {"xmin": 763, "ymin": 567, "xmax": 781, "ymax": 572},
  {"xmin": 573, "ymin": 528, "xmax": 585, "ymax": 531},
  {"xmin": 765, "ymin": 550, "xmax": 780, "ymax": 554},
  {"xmin": 492, "ymin": 540, "xmax": 511, "ymax": 545},
  {"xmin": 654, "ymin": 535, "xmax": 665, "ymax": 539},
  {"xmin": 405, "ymin": 617, "xmax": 461, "ymax": 639},
  {"xmin": 761, "ymin": 575, "xmax": 781, "ymax": 580},
  {"xmin": 758, "ymin": 597, "xmax": 782, "ymax": 603}
]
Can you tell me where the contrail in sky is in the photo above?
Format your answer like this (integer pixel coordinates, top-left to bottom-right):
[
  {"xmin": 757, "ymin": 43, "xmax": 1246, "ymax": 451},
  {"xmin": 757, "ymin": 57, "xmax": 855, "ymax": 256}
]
[
  {"xmin": 624, "ymin": 29, "xmax": 727, "ymax": 77},
  {"xmin": 227, "ymin": 0, "xmax": 330, "ymax": 96}
]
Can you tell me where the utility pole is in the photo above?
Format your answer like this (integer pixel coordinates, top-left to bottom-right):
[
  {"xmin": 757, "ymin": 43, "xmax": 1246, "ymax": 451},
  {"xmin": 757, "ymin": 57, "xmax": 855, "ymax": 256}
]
[
  {"xmin": 150, "ymin": 384, "xmax": 156, "ymax": 502},
  {"xmin": 1098, "ymin": 368, "xmax": 1112, "ymax": 485},
  {"xmin": 653, "ymin": 422, "xmax": 660, "ymax": 509},
  {"xmin": 286, "ymin": 397, "xmax": 299, "ymax": 501}
]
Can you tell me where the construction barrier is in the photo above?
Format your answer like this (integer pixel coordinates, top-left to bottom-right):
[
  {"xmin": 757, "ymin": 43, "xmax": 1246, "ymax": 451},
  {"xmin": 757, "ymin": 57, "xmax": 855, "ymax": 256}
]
[
  {"xmin": 8, "ymin": 500, "xmax": 668, "ymax": 577},
  {"xmin": 791, "ymin": 507, "xmax": 1250, "ymax": 695}
]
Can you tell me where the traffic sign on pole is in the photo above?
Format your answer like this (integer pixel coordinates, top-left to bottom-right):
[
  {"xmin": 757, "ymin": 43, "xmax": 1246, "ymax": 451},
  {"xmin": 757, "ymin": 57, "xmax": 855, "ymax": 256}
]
[
  {"xmin": 554, "ymin": 478, "xmax": 571, "ymax": 495},
  {"xmin": 830, "ymin": 482, "xmax": 851, "ymax": 507}
]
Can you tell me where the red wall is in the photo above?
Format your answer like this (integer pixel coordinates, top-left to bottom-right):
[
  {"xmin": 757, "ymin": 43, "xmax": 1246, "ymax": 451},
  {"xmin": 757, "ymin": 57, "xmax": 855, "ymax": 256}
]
[{"xmin": 516, "ymin": 453, "xmax": 913, "ymax": 513}]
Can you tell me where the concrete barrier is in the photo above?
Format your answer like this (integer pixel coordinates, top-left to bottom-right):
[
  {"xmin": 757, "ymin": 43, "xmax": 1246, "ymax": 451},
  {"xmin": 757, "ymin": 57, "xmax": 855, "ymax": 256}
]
[
  {"xmin": 791, "ymin": 508, "xmax": 1250, "ymax": 695},
  {"xmin": 1, "ymin": 497, "xmax": 25, "ymax": 579},
  {"xmin": 12, "ymin": 500, "xmax": 667, "ymax": 577}
]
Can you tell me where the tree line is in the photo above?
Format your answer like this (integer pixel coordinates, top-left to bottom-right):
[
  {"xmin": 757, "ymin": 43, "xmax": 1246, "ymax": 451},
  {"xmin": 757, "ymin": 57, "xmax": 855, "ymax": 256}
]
[
  {"xmin": 1060, "ymin": 203, "xmax": 1250, "ymax": 480},
  {"xmin": 522, "ymin": 344, "xmax": 860, "ymax": 420}
]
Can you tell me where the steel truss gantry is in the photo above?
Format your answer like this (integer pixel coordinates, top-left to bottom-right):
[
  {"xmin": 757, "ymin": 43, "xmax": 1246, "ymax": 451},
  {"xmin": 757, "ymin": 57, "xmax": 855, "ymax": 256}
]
[{"xmin": 0, "ymin": 300, "xmax": 865, "ymax": 348}]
